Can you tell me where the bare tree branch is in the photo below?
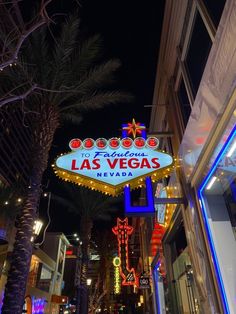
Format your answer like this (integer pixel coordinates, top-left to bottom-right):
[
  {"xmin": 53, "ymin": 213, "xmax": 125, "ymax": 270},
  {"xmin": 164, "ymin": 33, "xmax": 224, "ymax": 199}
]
[
  {"xmin": 0, "ymin": 84, "xmax": 38, "ymax": 107},
  {"xmin": 0, "ymin": 83, "xmax": 85, "ymax": 108},
  {"xmin": 0, "ymin": 0, "xmax": 53, "ymax": 70}
]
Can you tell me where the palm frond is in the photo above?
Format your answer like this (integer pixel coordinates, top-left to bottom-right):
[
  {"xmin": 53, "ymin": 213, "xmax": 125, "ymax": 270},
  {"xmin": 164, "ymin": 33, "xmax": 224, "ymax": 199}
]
[
  {"xmin": 75, "ymin": 34, "xmax": 103, "ymax": 75},
  {"xmin": 53, "ymin": 185, "xmax": 120, "ymax": 221},
  {"xmin": 49, "ymin": 13, "xmax": 80, "ymax": 93},
  {"xmin": 60, "ymin": 90, "xmax": 134, "ymax": 112},
  {"xmin": 51, "ymin": 193, "xmax": 77, "ymax": 212},
  {"xmin": 94, "ymin": 214, "xmax": 112, "ymax": 221},
  {"xmin": 0, "ymin": 10, "xmax": 133, "ymax": 137},
  {"xmin": 73, "ymin": 59, "xmax": 121, "ymax": 95},
  {"xmin": 62, "ymin": 112, "xmax": 83, "ymax": 125},
  {"xmin": 25, "ymin": 26, "xmax": 51, "ymax": 86},
  {"xmin": 53, "ymin": 13, "xmax": 80, "ymax": 65}
]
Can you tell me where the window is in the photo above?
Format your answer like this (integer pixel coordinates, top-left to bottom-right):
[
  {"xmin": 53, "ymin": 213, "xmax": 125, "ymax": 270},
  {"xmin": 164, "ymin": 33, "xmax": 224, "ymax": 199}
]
[
  {"xmin": 177, "ymin": 79, "xmax": 192, "ymax": 127},
  {"xmin": 199, "ymin": 126, "xmax": 236, "ymax": 312},
  {"xmin": 28, "ymin": 256, "xmax": 39, "ymax": 287},
  {"xmin": 186, "ymin": 11, "xmax": 212, "ymax": 97},
  {"xmin": 37, "ymin": 264, "xmax": 52, "ymax": 292},
  {"xmin": 204, "ymin": 0, "xmax": 226, "ymax": 27},
  {"xmin": 58, "ymin": 249, "xmax": 64, "ymax": 273}
]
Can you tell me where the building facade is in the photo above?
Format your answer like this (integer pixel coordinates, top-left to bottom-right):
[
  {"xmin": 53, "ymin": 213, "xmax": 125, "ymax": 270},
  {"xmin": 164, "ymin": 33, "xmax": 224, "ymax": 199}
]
[
  {"xmin": 149, "ymin": 0, "xmax": 236, "ymax": 313},
  {"xmin": 0, "ymin": 232, "xmax": 69, "ymax": 313}
]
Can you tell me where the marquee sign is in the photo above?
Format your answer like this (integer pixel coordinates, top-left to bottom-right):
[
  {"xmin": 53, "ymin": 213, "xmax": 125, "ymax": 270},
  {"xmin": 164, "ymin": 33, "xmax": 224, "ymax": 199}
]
[
  {"xmin": 139, "ymin": 276, "xmax": 150, "ymax": 289},
  {"xmin": 53, "ymin": 136, "xmax": 174, "ymax": 196},
  {"xmin": 112, "ymin": 218, "xmax": 137, "ymax": 286},
  {"xmin": 113, "ymin": 257, "xmax": 121, "ymax": 294}
]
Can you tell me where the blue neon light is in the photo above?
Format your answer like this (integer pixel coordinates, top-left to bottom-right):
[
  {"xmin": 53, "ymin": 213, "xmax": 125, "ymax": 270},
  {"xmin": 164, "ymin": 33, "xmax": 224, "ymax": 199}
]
[
  {"xmin": 122, "ymin": 123, "xmax": 128, "ymax": 138},
  {"xmin": 123, "ymin": 122, "xmax": 156, "ymax": 216},
  {"xmin": 141, "ymin": 123, "xmax": 147, "ymax": 139},
  {"xmin": 198, "ymin": 124, "xmax": 236, "ymax": 314},
  {"xmin": 153, "ymin": 262, "xmax": 161, "ymax": 314},
  {"xmin": 124, "ymin": 177, "xmax": 155, "ymax": 215}
]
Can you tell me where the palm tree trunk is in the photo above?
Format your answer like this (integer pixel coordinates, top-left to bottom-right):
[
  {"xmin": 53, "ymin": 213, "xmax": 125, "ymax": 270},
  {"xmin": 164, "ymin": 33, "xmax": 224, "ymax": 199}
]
[
  {"xmin": 79, "ymin": 217, "xmax": 93, "ymax": 314},
  {"xmin": 1, "ymin": 105, "xmax": 59, "ymax": 314}
]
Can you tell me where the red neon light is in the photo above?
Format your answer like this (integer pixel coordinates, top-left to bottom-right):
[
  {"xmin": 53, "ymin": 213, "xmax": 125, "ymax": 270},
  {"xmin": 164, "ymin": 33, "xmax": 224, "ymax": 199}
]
[
  {"xmin": 109, "ymin": 137, "xmax": 120, "ymax": 148},
  {"xmin": 112, "ymin": 218, "xmax": 138, "ymax": 286},
  {"xmin": 68, "ymin": 136, "xmax": 159, "ymax": 151},
  {"xmin": 121, "ymin": 137, "xmax": 133, "ymax": 148},
  {"xmin": 69, "ymin": 138, "xmax": 82, "ymax": 150},
  {"xmin": 66, "ymin": 250, "xmax": 73, "ymax": 255},
  {"xmin": 150, "ymin": 222, "xmax": 166, "ymax": 276},
  {"xmin": 134, "ymin": 137, "xmax": 145, "ymax": 148}
]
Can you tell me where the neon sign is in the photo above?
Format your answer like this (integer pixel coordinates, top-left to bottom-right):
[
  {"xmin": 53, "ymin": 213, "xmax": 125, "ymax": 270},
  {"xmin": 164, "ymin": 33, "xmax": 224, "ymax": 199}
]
[
  {"xmin": 32, "ymin": 297, "xmax": 46, "ymax": 314},
  {"xmin": 198, "ymin": 125, "xmax": 236, "ymax": 314},
  {"xmin": 154, "ymin": 183, "xmax": 167, "ymax": 224},
  {"xmin": 112, "ymin": 218, "xmax": 137, "ymax": 286},
  {"xmin": 113, "ymin": 257, "xmax": 121, "ymax": 294},
  {"xmin": 54, "ymin": 137, "xmax": 174, "ymax": 196}
]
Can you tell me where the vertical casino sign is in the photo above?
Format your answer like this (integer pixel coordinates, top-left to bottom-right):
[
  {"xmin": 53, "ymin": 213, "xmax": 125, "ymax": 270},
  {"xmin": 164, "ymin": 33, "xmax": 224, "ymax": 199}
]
[
  {"xmin": 113, "ymin": 257, "xmax": 121, "ymax": 293},
  {"xmin": 112, "ymin": 218, "xmax": 137, "ymax": 286},
  {"xmin": 53, "ymin": 135, "xmax": 174, "ymax": 196}
]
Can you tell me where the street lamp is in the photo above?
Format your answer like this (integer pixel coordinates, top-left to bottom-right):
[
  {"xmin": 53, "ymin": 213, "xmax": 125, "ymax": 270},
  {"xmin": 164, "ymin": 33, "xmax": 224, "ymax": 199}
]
[
  {"xmin": 33, "ymin": 220, "xmax": 43, "ymax": 236},
  {"xmin": 31, "ymin": 220, "xmax": 44, "ymax": 242},
  {"xmin": 65, "ymin": 233, "xmax": 80, "ymax": 243},
  {"xmin": 86, "ymin": 278, "xmax": 92, "ymax": 286}
]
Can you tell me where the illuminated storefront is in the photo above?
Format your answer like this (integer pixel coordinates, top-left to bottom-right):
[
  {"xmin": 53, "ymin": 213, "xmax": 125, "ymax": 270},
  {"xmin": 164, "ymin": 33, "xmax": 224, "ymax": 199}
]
[
  {"xmin": 148, "ymin": 0, "xmax": 236, "ymax": 312},
  {"xmin": 198, "ymin": 124, "xmax": 236, "ymax": 313}
]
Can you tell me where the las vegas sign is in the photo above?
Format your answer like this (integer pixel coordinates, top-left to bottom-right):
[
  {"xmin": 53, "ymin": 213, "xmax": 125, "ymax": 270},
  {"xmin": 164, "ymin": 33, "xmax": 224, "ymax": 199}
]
[{"xmin": 53, "ymin": 137, "xmax": 175, "ymax": 196}]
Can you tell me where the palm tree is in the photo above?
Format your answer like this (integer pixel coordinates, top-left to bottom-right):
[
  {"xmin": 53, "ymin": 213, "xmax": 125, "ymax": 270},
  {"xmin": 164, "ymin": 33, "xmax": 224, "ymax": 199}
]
[
  {"xmin": 0, "ymin": 12, "xmax": 132, "ymax": 313},
  {"xmin": 53, "ymin": 184, "xmax": 121, "ymax": 314},
  {"xmin": 0, "ymin": 184, "xmax": 22, "ymax": 244},
  {"xmin": 93, "ymin": 229, "xmax": 116, "ymax": 313}
]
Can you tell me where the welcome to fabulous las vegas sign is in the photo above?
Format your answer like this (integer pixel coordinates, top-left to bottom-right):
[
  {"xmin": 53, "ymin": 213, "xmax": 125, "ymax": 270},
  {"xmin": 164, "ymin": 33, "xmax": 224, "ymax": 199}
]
[{"xmin": 53, "ymin": 136, "xmax": 175, "ymax": 196}]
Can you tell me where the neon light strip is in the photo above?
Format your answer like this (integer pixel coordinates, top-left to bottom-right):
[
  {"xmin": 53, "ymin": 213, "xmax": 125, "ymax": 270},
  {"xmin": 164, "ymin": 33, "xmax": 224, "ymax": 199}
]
[
  {"xmin": 123, "ymin": 122, "xmax": 155, "ymax": 215},
  {"xmin": 141, "ymin": 123, "xmax": 147, "ymax": 139},
  {"xmin": 153, "ymin": 262, "xmax": 161, "ymax": 314},
  {"xmin": 198, "ymin": 124, "xmax": 236, "ymax": 314},
  {"xmin": 206, "ymin": 176, "xmax": 217, "ymax": 190},
  {"xmin": 226, "ymin": 140, "xmax": 236, "ymax": 157},
  {"xmin": 122, "ymin": 124, "xmax": 128, "ymax": 138},
  {"xmin": 124, "ymin": 177, "xmax": 155, "ymax": 215}
]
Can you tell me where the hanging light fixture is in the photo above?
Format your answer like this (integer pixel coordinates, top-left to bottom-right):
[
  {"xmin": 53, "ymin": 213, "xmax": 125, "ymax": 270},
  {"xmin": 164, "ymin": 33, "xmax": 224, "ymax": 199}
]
[{"xmin": 31, "ymin": 220, "xmax": 44, "ymax": 242}]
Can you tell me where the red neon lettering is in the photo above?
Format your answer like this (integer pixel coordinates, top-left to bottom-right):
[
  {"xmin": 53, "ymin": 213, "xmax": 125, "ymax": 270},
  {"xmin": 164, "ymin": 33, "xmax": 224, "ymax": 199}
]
[
  {"xmin": 107, "ymin": 158, "xmax": 119, "ymax": 169},
  {"xmin": 151, "ymin": 158, "xmax": 160, "ymax": 169},
  {"xmin": 128, "ymin": 158, "xmax": 139, "ymax": 168},
  {"xmin": 71, "ymin": 159, "xmax": 79, "ymax": 170},
  {"xmin": 120, "ymin": 158, "xmax": 127, "ymax": 168},
  {"xmin": 92, "ymin": 159, "xmax": 100, "ymax": 169},
  {"xmin": 80, "ymin": 159, "xmax": 91, "ymax": 170},
  {"xmin": 140, "ymin": 158, "xmax": 151, "ymax": 168}
]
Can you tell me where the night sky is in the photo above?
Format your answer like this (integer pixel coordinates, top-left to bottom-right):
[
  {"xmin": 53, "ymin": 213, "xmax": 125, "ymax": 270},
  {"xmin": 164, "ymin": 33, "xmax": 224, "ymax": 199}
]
[{"xmin": 41, "ymin": 0, "xmax": 165, "ymax": 234}]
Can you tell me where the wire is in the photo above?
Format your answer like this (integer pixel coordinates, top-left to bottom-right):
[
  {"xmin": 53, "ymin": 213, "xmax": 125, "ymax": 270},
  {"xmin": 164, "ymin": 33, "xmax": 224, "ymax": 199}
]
[{"xmin": 35, "ymin": 192, "xmax": 51, "ymax": 247}]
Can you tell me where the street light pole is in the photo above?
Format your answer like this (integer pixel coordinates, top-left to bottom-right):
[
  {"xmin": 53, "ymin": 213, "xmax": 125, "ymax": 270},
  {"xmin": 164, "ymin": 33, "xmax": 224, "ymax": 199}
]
[
  {"xmin": 75, "ymin": 249, "xmax": 81, "ymax": 314},
  {"xmin": 64, "ymin": 233, "xmax": 82, "ymax": 314}
]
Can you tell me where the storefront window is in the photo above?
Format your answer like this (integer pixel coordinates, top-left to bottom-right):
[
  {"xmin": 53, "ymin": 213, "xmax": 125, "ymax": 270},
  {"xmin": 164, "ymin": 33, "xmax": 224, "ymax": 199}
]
[
  {"xmin": 36, "ymin": 265, "xmax": 52, "ymax": 292},
  {"xmin": 172, "ymin": 249, "xmax": 200, "ymax": 314},
  {"xmin": 28, "ymin": 256, "xmax": 39, "ymax": 288},
  {"xmin": 198, "ymin": 125, "xmax": 236, "ymax": 313}
]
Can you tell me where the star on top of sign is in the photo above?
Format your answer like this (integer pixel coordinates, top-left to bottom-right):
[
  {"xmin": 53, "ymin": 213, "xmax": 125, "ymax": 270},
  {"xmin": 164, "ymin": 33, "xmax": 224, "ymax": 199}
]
[{"xmin": 122, "ymin": 118, "xmax": 146, "ymax": 138}]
